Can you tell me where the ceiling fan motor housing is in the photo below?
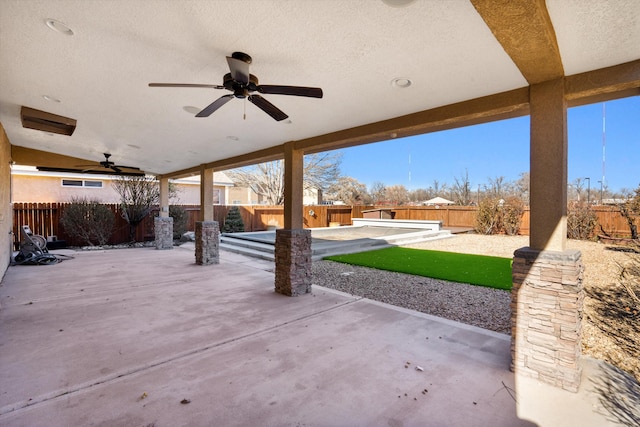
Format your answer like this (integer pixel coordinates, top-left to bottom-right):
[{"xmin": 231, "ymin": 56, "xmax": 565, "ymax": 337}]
[
  {"xmin": 223, "ymin": 73, "xmax": 259, "ymax": 98},
  {"xmin": 231, "ymin": 51, "xmax": 252, "ymax": 64}
]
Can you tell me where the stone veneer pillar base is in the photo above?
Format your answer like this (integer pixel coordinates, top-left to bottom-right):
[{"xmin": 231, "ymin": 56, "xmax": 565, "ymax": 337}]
[
  {"xmin": 195, "ymin": 221, "xmax": 219, "ymax": 265},
  {"xmin": 511, "ymin": 247, "xmax": 584, "ymax": 392},
  {"xmin": 274, "ymin": 229, "xmax": 312, "ymax": 296},
  {"xmin": 154, "ymin": 217, "xmax": 173, "ymax": 250}
]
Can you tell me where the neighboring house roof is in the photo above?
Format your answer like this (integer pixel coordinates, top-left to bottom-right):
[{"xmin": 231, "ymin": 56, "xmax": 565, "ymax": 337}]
[
  {"xmin": 170, "ymin": 172, "xmax": 235, "ymax": 187},
  {"xmin": 423, "ymin": 197, "xmax": 455, "ymax": 205}
]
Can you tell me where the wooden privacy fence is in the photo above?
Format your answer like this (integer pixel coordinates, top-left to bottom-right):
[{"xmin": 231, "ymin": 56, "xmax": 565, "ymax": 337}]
[{"xmin": 12, "ymin": 203, "xmax": 635, "ymax": 249}]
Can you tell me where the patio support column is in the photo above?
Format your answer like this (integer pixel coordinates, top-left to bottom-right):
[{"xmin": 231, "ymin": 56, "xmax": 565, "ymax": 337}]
[
  {"xmin": 195, "ymin": 167, "xmax": 219, "ymax": 265},
  {"xmin": 275, "ymin": 142, "xmax": 311, "ymax": 296},
  {"xmin": 155, "ymin": 177, "xmax": 173, "ymax": 250},
  {"xmin": 159, "ymin": 178, "xmax": 170, "ymax": 218},
  {"xmin": 199, "ymin": 167, "xmax": 214, "ymax": 222},
  {"xmin": 511, "ymin": 78, "xmax": 584, "ymax": 392}
]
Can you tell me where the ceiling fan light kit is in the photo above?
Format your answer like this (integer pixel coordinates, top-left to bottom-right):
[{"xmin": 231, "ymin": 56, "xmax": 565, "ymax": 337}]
[{"xmin": 149, "ymin": 52, "xmax": 323, "ymax": 121}]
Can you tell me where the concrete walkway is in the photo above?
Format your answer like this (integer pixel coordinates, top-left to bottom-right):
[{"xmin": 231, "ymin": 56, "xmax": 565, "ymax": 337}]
[{"xmin": 0, "ymin": 247, "xmax": 634, "ymax": 426}]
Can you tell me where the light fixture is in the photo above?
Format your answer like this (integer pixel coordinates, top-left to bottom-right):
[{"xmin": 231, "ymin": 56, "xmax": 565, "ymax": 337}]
[
  {"xmin": 45, "ymin": 19, "xmax": 74, "ymax": 35},
  {"xmin": 183, "ymin": 106, "xmax": 201, "ymax": 114},
  {"xmin": 391, "ymin": 77, "xmax": 412, "ymax": 88},
  {"xmin": 381, "ymin": 0, "xmax": 417, "ymax": 8},
  {"xmin": 20, "ymin": 106, "xmax": 76, "ymax": 136},
  {"xmin": 42, "ymin": 95, "xmax": 61, "ymax": 103}
]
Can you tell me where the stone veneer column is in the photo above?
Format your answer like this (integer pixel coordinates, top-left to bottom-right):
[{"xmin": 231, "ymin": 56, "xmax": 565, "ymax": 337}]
[
  {"xmin": 195, "ymin": 221, "xmax": 219, "ymax": 265},
  {"xmin": 274, "ymin": 229, "xmax": 312, "ymax": 296},
  {"xmin": 511, "ymin": 247, "xmax": 584, "ymax": 392},
  {"xmin": 154, "ymin": 216, "xmax": 173, "ymax": 250}
]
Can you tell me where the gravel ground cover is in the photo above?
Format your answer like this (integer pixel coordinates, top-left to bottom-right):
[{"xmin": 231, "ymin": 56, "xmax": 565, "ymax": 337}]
[{"xmin": 311, "ymin": 233, "xmax": 640, "ymax": 382}]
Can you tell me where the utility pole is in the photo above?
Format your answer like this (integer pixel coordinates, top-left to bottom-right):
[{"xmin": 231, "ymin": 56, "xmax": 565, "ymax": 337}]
[
  {"xmin": 598, "ymin": 180, "xmax": 603, "ymax": 204},
  {"xmin": 585, "ymin": 177, "xmax": 590, "ymax": 204}
]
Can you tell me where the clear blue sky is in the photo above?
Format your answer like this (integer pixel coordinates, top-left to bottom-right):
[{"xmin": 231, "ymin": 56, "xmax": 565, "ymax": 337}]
[{"xmin": 336, "ymin": 96, "xmax": 639, "ymax": 193}]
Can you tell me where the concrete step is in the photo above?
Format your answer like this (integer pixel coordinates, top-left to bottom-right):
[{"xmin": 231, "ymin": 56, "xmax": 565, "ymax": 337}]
[
  {"xmin": 219, "ymin": 242, "xmax": 275, "ymax": 262},
  {"xmin": 220, "ymin": 236, "xmax": 274, "ymax": 254},
  {"xmin": 220, "ymin": 229, "xmax": 454, "ymax": 262}
]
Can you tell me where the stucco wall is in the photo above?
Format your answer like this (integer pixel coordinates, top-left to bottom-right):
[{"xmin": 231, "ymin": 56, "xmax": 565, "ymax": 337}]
[
  {"xmin": 1, "ymin": 124, "xmax": 12, "ymax": 278},
  {"xmin": 11, "ymin": 175, "xmax": 122, "ymax": 203},
  {"xmin": 11, "ymin": 174, "xmax": 229, "ymax": 205}
]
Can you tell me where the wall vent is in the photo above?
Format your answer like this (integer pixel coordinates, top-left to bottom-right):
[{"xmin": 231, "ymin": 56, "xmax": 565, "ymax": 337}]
[{"xmin": 21, "ymin": 106, "xmax": 77, "ymax": 136}]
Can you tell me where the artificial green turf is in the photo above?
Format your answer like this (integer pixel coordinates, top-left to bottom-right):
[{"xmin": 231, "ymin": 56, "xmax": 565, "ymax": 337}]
[{"xmin": 325, "ymin": 247, "xmax": 513, "ymax": 290}]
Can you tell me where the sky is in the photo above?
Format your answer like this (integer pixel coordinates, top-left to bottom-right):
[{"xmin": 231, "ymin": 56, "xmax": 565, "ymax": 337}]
[{"xmin": 335, "ymin": 96, "xmax": 640, "ymax": 194}]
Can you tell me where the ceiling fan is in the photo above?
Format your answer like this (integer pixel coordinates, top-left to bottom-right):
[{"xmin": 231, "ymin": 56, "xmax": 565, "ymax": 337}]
[
  {"xmin": 149, "ymin": 52, "xmax": 323, "ymax": 121},
  {"xmin": 37, "ymin": 153, "xmax": 145, "ymax": 176}
]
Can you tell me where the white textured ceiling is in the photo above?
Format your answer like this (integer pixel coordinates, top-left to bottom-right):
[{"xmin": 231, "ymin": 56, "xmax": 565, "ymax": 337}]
[{"xmin": 1, "ymin": 0, "xmax": 638, "ymax": 176}]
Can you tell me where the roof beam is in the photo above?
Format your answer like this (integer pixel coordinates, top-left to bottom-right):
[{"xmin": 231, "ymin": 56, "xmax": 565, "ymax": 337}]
[
  {"xmin": 160, "ymin": 145, "xmax": 284, "ymax": 179},
  {"xmin": 11, "ymin": 145, "xmax": 98, "ymax": 169},
  {"xmin": 296, "ymin": 87, "xmax": 530, "ymax": 154},
  {"xmin": 471, "ymin": 0, "xmax": 564, "ymax": 84},
  {"xmin": 565, "ymin": 59, "xmax": 640, "ymax": 107}
]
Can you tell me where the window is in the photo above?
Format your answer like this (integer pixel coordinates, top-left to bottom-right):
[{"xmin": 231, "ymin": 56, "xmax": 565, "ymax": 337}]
[
  {"xmin": 62, "ymin": 179, "xmax": 103, "ymax": 188},
  {"xmin": 213, "ymin": 189, "xmax": 221, "ymax": 205}
]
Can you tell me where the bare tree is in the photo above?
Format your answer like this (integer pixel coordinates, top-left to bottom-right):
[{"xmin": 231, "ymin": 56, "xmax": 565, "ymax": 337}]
[
  {"xmin": 112, "ymin": 175, "xmax": 160, "ymax": 242},
  {"xmin": 227, "ymin": 152, "xmax": 342, "ymax": 205},
  {"xmin": 327, "ymin": 177, "xmax": 371, "ymax": 205},
  {"xmin": 451, "ymin": 170, "xmax": 473, "ymax": 205},
  {"xmin": 485, "ymin": 176, "xmax": 513, "ymax": 199},
  {"xmin": 228, "ymin": 161, "xmax": 285, "ymax": 205},
  {"xmin": 409, "ymin": 188, "xmax": 430, "ymax": 204},
  {"xmin": 369, "ymin": 181, "xmax": 387, "ymax": 204},
  {"xmin": 432, "ymin": 179, "xmax": 442, "ymax": 195},
  {"xmin": 384, "ymin": 185, "xmax": 410, "ymax": 205},
  {"xmin": 569, "ymin": 178, "xmax": 586, "ymax": 202},
  {"xmin": 515, "ymin": 172, "xmax": 530, "ymax": 204}
]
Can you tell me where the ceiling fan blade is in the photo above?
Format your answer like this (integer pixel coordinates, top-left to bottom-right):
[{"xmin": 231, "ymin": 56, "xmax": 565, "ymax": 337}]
[
  {"xmin": 37, "ymin": 166, "xmax": 145, "ymax": 176},
  {"xmin": 248, "ymin": 95, "xmax": 288, "ymax": 121},
  {"xmin": 112, "ymin": 164, "xmax": 141, "ymax": 170},
  {"xmin": 257, "ymin": 85, "xmax": 323, "ymax": 98},
  {"xmin": 226, "ymin": 56, "xmax": 250, "ymax": 84},
  {"xmin": 149, "ymin": 83, "xmax": 225, "ymax": 89},
  {"xmin": 111, "ymin": 166, "xmax": 123, "ymax": 173},
  {"xmin": 195, "ymin": 94, "xmax": 234, "ymax": 117}
]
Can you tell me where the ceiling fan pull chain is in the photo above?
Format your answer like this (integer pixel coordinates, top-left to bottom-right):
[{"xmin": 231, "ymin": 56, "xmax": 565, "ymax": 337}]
[{"xmin": 243, "ymin": 98, "xmax": 247, "ymax": 120}]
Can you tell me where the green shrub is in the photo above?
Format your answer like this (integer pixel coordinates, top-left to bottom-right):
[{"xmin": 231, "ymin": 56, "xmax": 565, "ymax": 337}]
[
  {"xmin": 567, "ymin": 201, "xmax": 597, "ymax": 240},
  {"xmin": 222, "ymin": 206, "xmax": 245, "ymax": 233},
  {"xmin": 60, "ymin": 197, "xmax": 115, "ymax": 246},
  {"xmin": 169, "ymin": 205, "xmax": 188, "ymax": 239}
]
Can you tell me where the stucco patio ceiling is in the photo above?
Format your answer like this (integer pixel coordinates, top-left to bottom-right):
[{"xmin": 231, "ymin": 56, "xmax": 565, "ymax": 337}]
[{"xmin": 1, "ymin": 0, "xmax": 639, "ymax": 177}]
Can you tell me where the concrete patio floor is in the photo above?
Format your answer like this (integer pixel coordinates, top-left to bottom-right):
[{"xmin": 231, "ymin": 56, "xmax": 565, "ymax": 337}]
[{"xmin": 0, "ymin": 246, "xmax": 633, "ymax": 426}]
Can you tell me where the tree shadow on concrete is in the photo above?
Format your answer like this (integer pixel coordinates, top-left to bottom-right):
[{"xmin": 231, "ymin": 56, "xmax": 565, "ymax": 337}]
[
  {"xmin": 585, "ymin": 246, "xmax": 640, "ymax": 382},
  {"xmin": 590, "ymin": 362, "xmax": 640, "ymax": 426}
]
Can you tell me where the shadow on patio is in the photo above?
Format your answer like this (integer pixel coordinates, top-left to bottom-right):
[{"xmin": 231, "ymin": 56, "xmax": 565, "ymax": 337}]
[{"xmin": 0, "ymin": 246, "xmax": 620, "ymax": 426}]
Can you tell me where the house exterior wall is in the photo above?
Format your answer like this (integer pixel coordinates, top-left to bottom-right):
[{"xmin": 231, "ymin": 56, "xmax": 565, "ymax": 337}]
[
  {"xmin": 12, "ymin": 174, "xmax": 123, "ymax": 203},
  {"xmin": 1, "ymin": 124, "xmax": 11, "ymax": 277},
  {"xmin": 171, "ymin": 183, "xmax": 226, "ymax": 205},
  {"xmin": 226, "ymin": 186, "xmax": 261, "ymax": 204},
  {"xmin": 10, "ymin": 172, "xmax": 230, "ymax": 205}
]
